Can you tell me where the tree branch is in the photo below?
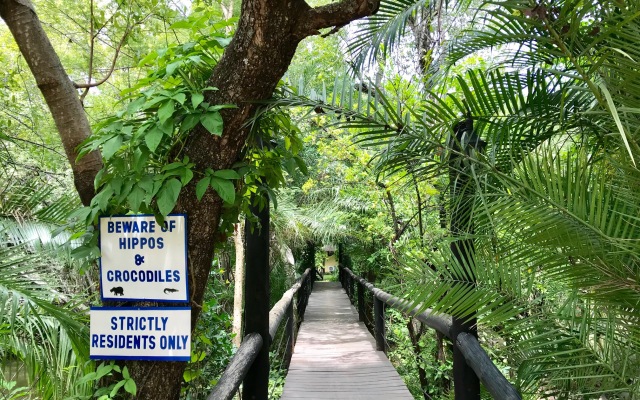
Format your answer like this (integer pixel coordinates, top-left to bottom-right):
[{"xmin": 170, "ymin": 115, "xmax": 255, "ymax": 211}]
[
  {"xmin": 296, "ymin": 0, "xmax": 380, "ymax": 38},
  {"xmin": 75, "ymin": 15, "xmax": 145, "ymax": 93},
  {"xmin": 0, "ymin": 0, "xmax": 102, "ymax": 205}
]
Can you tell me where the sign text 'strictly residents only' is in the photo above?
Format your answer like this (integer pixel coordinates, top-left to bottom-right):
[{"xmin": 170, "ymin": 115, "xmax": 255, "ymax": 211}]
[
  {"xmin": 90, "ymin": 307, "xmax": 191, "ymax": 361},
  {"xmin": 99, "ymin": 214, "xmax": 188, "ymax": 301}
]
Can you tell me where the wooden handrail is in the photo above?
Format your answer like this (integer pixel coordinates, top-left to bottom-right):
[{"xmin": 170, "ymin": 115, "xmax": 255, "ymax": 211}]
[
  {"xmin": 341, "ymin": 266, "xmax": 521, "ymax": 400},
  {"xmin": 206, "ymin": 333, "xmax": 262, "ymax": 400},
  {"xmin": 208, "ymin": 268, "xmax": 313, "ymax": 400},
  {"xmin": 269, "ymin": 268, "xmax": 311, "ymax": 339}
]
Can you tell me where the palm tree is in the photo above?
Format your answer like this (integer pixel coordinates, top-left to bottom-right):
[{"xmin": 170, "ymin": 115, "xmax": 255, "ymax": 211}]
[
  {"xmin": 0, "ymin": 181, "xmax": 93, "ymax": 399},
  {"xmin": 272, "ymin": 0, "xmax": 640, "ymax": 396}
]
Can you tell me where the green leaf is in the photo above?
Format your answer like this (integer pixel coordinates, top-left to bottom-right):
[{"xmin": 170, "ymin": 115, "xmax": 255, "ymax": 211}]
[
  {"xmin": 138, "ymin": 175, "xmax": 154, "ymax": 194},
  {"xmin": 128, "ymin": 186, "xmax": 146, "ymax": 212},
  {"xmin": 162, "ymin": 162, "xmax": 185, "ymax": 172},
  {"xmin": 124, "ymin": 379, "xmax": 137, "ymax": 395},
  {"xmin": 209, "ymin": 177, "xmax": 235, "ymax": 204},
  {"xmin": 180, "ymin": 113, "xmax": 200, "ymax": 133},
  {"xmin": 213, "ymin": 37, "xmax": 232, "ymax": 47},
  {"xmin": 600, "ymin": 82, "xmax": 636, "ymax": 166},
  {"xmin": 165, "ymin": 61, "xmax": 181, "ymax": 77},
  {"xmin": 212, "ymin": 169, "xmax": 240, "ymax": 179},
  {"xmin": 92, "ymin": 186, "xmax": 114, "ymax": 211},
  {"xmin": 191, "ymin": 93, "xmax": 204, "ymax": 109},
  {"xmin": 157, "ymin": 178, "xmax": 182, "ymax": 216},
  {"xmin": 77, "ymin": 371, "xmax": 97, "ymax": 385},
  {"xmin": 146, "ymin": 179, "xmax": 164, "ymax": 204},
  {"xmin": 133, "ymin": 148, "xmax": 149, "ymax": 172},
  {"xmin": 110, "ymin": 177, "xmax": 124, "ymax": 196},
  {"xmin": 71, "ymin": 244, "xmax": 99, "ymax": 260},
  {"xmin": 126, "ymin": 96, "xmax": 146, "ymax": 114},
  {"xmin": 122, "ymin": 366, "xmax": 130, "ymax": 379},
  {"xmin": 145, "ymin": 126, "xmax": 164, "ymax": 152},
  {"xmin": 172, "ymin": 92, "xmax": 186, "ymax": 105},
  {"xmin": 192, "ymin": 351, "xmax": 206, "ymax": 362},
  {"xmin": 96, "ymin": 362, "xmax": 112, "ymax": 379},
  {"xmin": 201, "ymin": 111, "xmax": 223, "ymax": 135},
  {"xmin": 180, "ymin": 168, "xmax": 194, "ymax": 186},
  {"xmin": 110, "ymin": 380, "xmax": 125, "ymax": 398},
  {"xmin": 158, "ymin": 100, "xmax": 175, "ymax": 124},
  {"xmin": 138, "ymin": 50, "xmax": 158, "ymax": 66},
  {"xmin": 196, "ymin": 177, "xmax": 210, "ymax": 200},
  {"xmin": 198, "ymin": 334, "xmax": 212, "ymax": 346},
  {"xmin": 158, "ymin": 118, "xmax": 174, "ymax": 134},
  {"xmin": 208, "ymin": 104, "xmax": 237, "ymax": 111},
  {"xmin": 102, "ymin": 135, "xmax": 122, "ymax": 160},
  {"xmin": 169, "ymin": 19, "xmax": 193, "ymax": 29},
  {"xmin": 294, "ymin": 156, "xmax": 309, "ymax": 175},
  {"xmin": 183, "ymin": 369, "xmax": 201, "ymax": 383}
]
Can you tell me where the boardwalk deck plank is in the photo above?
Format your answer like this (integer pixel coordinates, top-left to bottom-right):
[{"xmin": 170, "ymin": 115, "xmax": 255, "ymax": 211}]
[{"xmin": 281, "ymin": 281, "xmax": 414, "ymax": 400}]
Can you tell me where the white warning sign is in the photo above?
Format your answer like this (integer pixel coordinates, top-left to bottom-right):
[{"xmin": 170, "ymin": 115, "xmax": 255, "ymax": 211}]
[
  {"xmin": 99, "ymin": 214, "xmax": 188, "ymax": 302},
  {"xmin": 90, "ymin": 307, "xmax": 191, "ymax": 361}
]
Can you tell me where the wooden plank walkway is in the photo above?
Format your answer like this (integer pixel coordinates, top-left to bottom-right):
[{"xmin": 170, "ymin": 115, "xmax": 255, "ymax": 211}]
[{"xmin": 281, "ymin": 281, "xmax": 414, "ymax": 400}]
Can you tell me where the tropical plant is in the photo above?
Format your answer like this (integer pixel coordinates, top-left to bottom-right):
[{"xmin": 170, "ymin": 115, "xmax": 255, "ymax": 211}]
[
  {"xmin": 0, "ymin": 181, "xmax": 93, "ymax": 399},
  {"xmin": 268, "ymin": 0, "xmax": 640, "ymax": 396}
]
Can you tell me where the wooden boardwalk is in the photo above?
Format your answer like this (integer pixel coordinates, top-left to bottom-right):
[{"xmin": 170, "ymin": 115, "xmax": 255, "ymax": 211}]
[{"xmin": 281, "ymin": 281, "xmax": 414, "ymax": 400}]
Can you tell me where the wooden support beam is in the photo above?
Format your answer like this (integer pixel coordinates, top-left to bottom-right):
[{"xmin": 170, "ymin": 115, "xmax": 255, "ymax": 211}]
[
  {"xmin": 243, "ymin": 197, "xmax": 270, "ymax": 400},
  {"xmin": 357, "ymin": 280, "xmax": 365, "ymax": 322},
  {"xmin": 374, "ymin": 294, "xmax": 386, "ymax": 353},
  {"xmin": 457, "ymin": 333, "xmax": 521, "ymax": 400},
  {"xmin": 449, "ymin": 119, "xmax": 483, "ymax": 400},
  {"xmin": 349, "ymin": 274, "xmax": 355, "ymax": 303},
  {"xmin": 284, "ymin": 301, "xmax": 294, "ymax": 369}
]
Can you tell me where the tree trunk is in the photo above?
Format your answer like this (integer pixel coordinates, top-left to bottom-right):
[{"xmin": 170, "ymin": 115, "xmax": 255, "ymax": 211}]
[
  {"xmin": 232, "ymin": 222, "xmax": 245, "ymax": 347},
  {"xmin": 0, "ymin": 0, "xmax": 102, "ymax": 206},
  {"xmin": 407, "ymin": 318, "xmax": 430, "ymax": 400},
  {"xmin": 125, "ymin": 1, "xmax": 382, "ymax": 399}
]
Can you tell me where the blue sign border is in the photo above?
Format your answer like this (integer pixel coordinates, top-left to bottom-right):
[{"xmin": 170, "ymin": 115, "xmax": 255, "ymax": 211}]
[
  {"xmin": 90, "ymin": 306, "xmax": 191, "ymax": 311},
  {"xmin": 98, "ymin": 214, "xmax": 189, "ymax": 303},
  {"xmin": 89, "ymin": 355, "xmax": 191, "ymax": 361},
  {"xmin": 90, "ymin": 306, "xmax": 191, "ymax": 362}
]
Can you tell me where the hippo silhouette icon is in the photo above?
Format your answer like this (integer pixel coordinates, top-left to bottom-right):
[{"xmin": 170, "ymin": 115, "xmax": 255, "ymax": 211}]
[{"xmin": 110, "ymin": 286, "xmax": 124, "ymax": 296}]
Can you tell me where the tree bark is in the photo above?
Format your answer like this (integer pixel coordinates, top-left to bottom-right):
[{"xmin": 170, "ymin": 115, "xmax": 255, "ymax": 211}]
[
  {"xmin": 126, "ymin": 1, "xmax": 381, "ymax": 399},
  {"xmin": 232, "ymin": 222, "xmax": 245, "ymax": 347},
  {"xmin": 0, "ymin": 0, "xmax": 102, "ymax": 206}
]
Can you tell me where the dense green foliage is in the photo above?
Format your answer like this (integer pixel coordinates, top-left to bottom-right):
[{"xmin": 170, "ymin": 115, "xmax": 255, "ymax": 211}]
[{"xmin": 2, "ymin": 0, "xmax": 640, "ymax": 399}]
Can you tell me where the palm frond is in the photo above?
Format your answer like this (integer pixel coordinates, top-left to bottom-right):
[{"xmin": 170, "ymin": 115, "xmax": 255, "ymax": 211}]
[
  {"xmin": 0, "ymin": 243, "xmax": 92, "ymax": 399},
  {"xmin": 448, "ymin": 0, "xmax": 640, "ymax": 163},
  {"xmin": 347, "ymin": 0, "xmax": 430, "ymax": 69}
]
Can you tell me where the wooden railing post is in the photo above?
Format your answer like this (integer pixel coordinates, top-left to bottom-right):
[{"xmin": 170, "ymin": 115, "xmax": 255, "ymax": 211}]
[
  {"xmin": 374, "ymin": 294, "xmax": 386, "ymax": 353},
  {"xmin": 243, "ymin": 195, "xmax": 270, "ymax": 400},
  {"xmin": 349, "ymin": 274, "xmax": 355, "ymax": 304},
  {"xmin": 345, "ymin": 273, "xmax": 351, "ymax": 299},
  {"xmin": 297, "ymin": 274, "xmax": 307, "ymax": 323},
  {"xmin": 357, "ymin": 280, "xmax": 365, "ymax": 322},
  {"xmin": 449, "ymin": 119, "xmax": 483, "ymax": 400},
  {"xmin": 284, "ymin": 301, "xmax": 294, "ymax": 369}
]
